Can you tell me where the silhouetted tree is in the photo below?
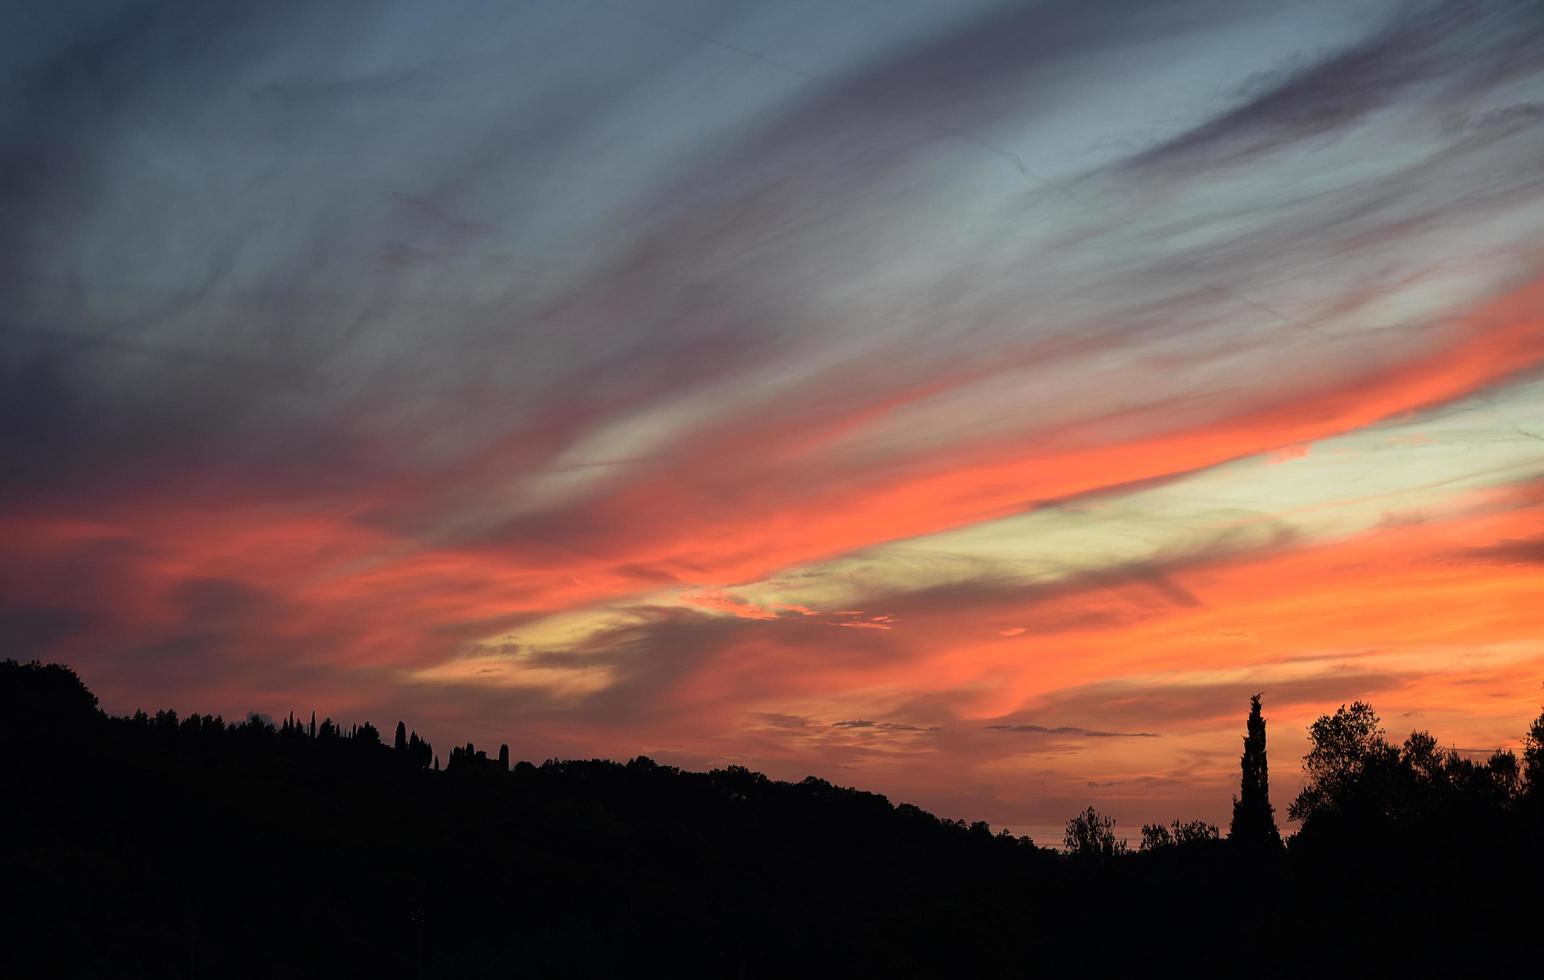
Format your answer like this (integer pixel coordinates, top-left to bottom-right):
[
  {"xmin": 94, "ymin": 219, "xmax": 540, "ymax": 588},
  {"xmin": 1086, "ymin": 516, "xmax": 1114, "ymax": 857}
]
[
  {"xmin": 1289, "ymin": 700, "xmax": 1391, "ymax": 825},
  {"xmin": 1139, "ymin": 822, "xmax": 1174, "ymax": 851},
  {"xmin": 1064, "ymin": 806, "xmax": 1125, "ymax": 860},
  {"xmin": 499, "ymin": 743, "xmax": 509, "ymax": 771},
  {"xmin": 1524, "ymin": 706, "xmax": 1544, "ymax": 801},
  {"xmin": 395, "ymin": 721, "xmax": 408, "ymax": 753},
  {"xmin": 407, "ymin": 731, "xmax": 432, "ymax": 768},
  {"xmin": 1142, "ymin": 818, "xmax": 1219, "ymax": 850},
  {"xmin": 1486, "ymin": 749, "xmax": 1521, "ymax": 799},
  {"xmin": 1230, "ymin": 693, "xmax": 1281, "ymax": 847},
  {"xmin": 355, "ymin": 721, "xmax": 380, "ymax": 747}
]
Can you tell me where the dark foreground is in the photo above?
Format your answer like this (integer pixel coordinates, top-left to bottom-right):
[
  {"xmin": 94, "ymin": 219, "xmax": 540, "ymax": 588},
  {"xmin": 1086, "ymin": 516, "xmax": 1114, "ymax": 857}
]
[{"xmin": 3, "ymin": 659, "xmax": 1541, "ymax": 978}]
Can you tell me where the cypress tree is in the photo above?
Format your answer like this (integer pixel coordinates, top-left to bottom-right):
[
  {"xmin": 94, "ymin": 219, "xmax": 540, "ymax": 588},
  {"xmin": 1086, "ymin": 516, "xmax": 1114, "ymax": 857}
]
[
  {"xmin": 394, "ymin": 721, "xmax": 408, "ymax": 753},
  {"xmin": 1229, "ymin": 693, "xmax": 1281, "ymax": 847}
]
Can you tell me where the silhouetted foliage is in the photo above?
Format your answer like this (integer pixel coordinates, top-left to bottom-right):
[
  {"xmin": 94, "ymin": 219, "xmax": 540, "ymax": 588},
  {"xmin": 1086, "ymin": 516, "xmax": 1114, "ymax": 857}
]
[
  {"xmin": 1524, "ymin": 706, "xmax": 1544, "ymax": 800},
  {"xmin": 3, "ymin": 660, "xmax": 1541, "ymax": 978},
  {"xmin": 1289, "ymin": 700, "xmax": 1389, "ymax": 825},
  {"xmin": 1229, "ymin": 693, "xmax": 1281, "ymax": 847},
  {"xmin": 1064, "ymin": 806, "xmax": 1126, "ymax": 860},
  {"xmin": 1141, "ymin": 818, "xmax": 1219, "ymax": 851},
  {"xmin": 405, "ymin": 730, "xmax": 432, "ymax": 769}
]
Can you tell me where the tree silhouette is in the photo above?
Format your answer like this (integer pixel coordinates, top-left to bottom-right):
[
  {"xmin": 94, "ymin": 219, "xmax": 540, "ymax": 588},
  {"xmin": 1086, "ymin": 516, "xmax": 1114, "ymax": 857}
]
[
  {"xmin": 1139, "ymin": 821, "xmax": 1173, "ymax": 851},
  {"xmin": 1229, "ymin": 693, "xmax": 1281, "ymax": 847},
  {"xmin": 355, "ymin": 721, "xmax": 380, "ymax": 747},
  {"xmin": 1289, "ymin": 700, "xmax": 1391, "ymax": 825},
  {"xmin": 1523, "ymin": 705, "xmax": 1544, "ymax": 800},
  {"xmin": 1141, "ymin": 818, "xmax": 1219, "ymax": 851},
  {"xmin": 395, "ymin": 721, "xmax": 408, "ymax": 753},
  {"xmin": 1063, "ymin": 806, "xmax": 1126, "ymax": 860},
  {"xmin": 406, "ymin": 731, "xmax": 433, "ymax": 768}
]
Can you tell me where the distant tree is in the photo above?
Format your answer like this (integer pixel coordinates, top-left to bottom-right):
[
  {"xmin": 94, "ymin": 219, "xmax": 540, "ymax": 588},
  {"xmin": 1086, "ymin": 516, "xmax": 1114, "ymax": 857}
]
[
  {"xmin": 319, "ymin": 717, "xmax": 338, "ymax": 739},
  {"xmin": 309, "ymin": 710, "xmax": 316, "ymax": 739},
  {"xmin": 1289, "ymin": 701, "xmax": 1392, "ymax": 825},
  {"xmin": 499, "ymin": 743, "xmax": 510, "ymax": 771},
  {"xmin": 0, "ymin": 660, "xmax": 98, "ymax": 721},
  {"xmin": 1064, "ymin": 806, "xmax": 1126, "ymax": 860},
  {"xmin": 1523, "ymin": 706, "xmax": 1544, "ymax": 800},
  {"xmin": 355, "ymin": 721, "xmax": 380, "ymax": 747},
  {"xmin": 1140, "ymin": 818, "xmax": 1218, "ymax": 851},
  {"xmin": 1230, "ymin": 694, "xmax": 1282, "ymax": 847},
  {"xmin": 395, "ymin": 721, "xmax": 408, "ymax": 753},
  {"xmin": 407, "ymin": 731, "xmax": 432, "ymax": 768},
  {"xmin": 1173, "ymin": 818, "xmax": 1219, "ymax": 844},
  {"xmin": 1139, "ymin": 822, "xmax": 1174, "ymax": 851},
  {"xmin": 1486, "ymin": 749, "xmax": 1521, "ymax": 799}
]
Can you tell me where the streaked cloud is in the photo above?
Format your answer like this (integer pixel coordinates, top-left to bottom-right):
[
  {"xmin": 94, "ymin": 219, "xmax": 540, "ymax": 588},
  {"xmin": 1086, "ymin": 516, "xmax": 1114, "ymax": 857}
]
[{"xmin": 4, "ymin": 0, "xmax": 1543, "ymax": 833}]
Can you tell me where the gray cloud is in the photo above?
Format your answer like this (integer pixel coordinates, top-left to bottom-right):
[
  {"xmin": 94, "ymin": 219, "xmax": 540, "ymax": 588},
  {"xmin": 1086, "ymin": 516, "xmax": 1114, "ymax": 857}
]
[
  {"xmin": 987, "ymin": 724, "xmax": 1161, "ymax": 738},
  {"xmin": 1452, "ymin": 533, "xmax": 1544, "ymax": 565},
  {"xmin": 833, "ymin": 719, "xmax": 936, "ymax": 732}
]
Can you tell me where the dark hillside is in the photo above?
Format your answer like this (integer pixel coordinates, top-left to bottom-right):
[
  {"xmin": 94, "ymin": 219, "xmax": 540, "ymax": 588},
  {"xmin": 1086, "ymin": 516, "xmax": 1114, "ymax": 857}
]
[{"xmin": 2, "ymin": 660, "xmax": 1539, "ymax": 978}]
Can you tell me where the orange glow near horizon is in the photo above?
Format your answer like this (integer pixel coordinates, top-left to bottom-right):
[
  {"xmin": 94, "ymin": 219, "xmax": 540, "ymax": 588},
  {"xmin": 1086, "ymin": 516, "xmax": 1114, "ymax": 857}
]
[
  {"xmin": 9, "ymin": 2, "xmax": 1544, "ymax": 842},
  {"xmin": 6, "ymin": 277, "xmax": 1544, "ymax": 837}
]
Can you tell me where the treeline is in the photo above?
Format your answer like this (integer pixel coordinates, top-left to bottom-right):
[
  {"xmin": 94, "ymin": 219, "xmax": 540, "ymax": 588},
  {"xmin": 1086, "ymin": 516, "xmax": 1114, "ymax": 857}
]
[
  {"xmin": 1058, "ymin": 693, "xmax": 1544, "ymax": 861},
  {"xmin": 2, "ymin": 659, "xmax": 1541, "ymax": 977}
]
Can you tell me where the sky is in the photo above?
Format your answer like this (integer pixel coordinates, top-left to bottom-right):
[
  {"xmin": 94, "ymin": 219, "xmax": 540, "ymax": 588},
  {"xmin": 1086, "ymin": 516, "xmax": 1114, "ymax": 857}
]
[{"xmin": 4, "ymin": 0, "xmax": 1544, "ymax": 841}]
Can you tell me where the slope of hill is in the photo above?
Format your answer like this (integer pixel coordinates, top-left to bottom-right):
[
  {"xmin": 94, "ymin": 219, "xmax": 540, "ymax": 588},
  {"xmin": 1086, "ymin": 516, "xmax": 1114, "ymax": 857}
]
[{"xmin": 3, "ymin": 659, "xmax": 1539, "ymax": 978}]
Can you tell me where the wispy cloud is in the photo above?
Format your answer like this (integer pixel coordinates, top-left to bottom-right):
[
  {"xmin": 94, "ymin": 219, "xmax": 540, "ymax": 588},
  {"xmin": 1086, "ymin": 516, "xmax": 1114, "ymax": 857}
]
[
  {"xmin": 986, "ymin": 724, "xmax": 1161, "ymax": 738},
  {"xmin": 3, "ymin": 0, "xmax": 1544, "ymax": 833}
]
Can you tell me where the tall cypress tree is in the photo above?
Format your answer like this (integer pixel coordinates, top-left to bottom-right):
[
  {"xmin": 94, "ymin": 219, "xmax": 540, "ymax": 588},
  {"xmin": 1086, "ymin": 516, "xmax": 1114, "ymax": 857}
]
[{"xmin": 1229, "ymin": 693, "xmax": 1281, "ymax": 847}]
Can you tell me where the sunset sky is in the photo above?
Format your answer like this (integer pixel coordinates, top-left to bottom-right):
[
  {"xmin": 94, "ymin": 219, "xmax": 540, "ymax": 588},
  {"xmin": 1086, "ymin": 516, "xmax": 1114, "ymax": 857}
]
[{"xmin": 5, "ymin": 0, "xmax": 1544, "ymax": 840}]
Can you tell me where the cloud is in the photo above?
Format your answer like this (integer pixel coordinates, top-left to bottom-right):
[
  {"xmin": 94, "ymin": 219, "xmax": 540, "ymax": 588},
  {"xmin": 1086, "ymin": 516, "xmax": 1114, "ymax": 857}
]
[
  {"xmin": 4, "ymin": 0, "xmax": 1544, "ymax": 836},
  {"xmin": 1452, "ymin": 534, "xmax": 1544, "ymax": 566},
  {"xmin": 1019, "ymin": 671, "xmax": 1418, "ymax": 735},
  {"xmin": 833, "ymin": 720, "xmax": 936, "ymax": 732},
  {"xmin": 986, "ymin": 724, "xmax": 1161, "ymax": 738}
]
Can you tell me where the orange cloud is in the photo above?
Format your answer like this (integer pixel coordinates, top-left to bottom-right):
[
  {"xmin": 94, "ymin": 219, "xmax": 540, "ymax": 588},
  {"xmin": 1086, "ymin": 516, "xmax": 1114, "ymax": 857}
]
[{"xmin": 3, "ymin": 279, "xmax": 1543, "ymax": 839}]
